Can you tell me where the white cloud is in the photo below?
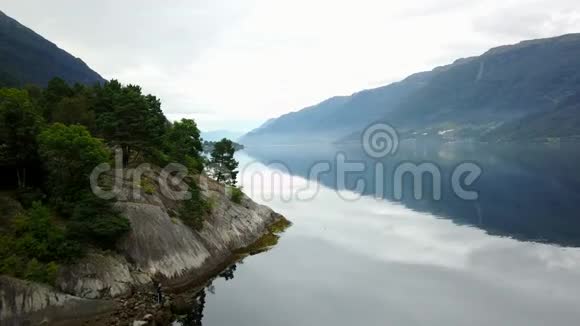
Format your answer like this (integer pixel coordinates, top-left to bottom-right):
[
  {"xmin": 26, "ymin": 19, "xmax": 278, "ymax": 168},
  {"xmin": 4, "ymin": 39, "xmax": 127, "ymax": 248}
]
[{"xmin": 2, "ymin": 0, "xmax": 580, "ymax": 131}]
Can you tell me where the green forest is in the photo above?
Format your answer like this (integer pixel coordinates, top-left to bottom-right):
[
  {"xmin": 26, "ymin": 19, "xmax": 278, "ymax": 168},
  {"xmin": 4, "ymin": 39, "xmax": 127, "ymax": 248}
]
[{"xmin": 0, "ymin": 78, "xmax": 239, "ymax": 284}]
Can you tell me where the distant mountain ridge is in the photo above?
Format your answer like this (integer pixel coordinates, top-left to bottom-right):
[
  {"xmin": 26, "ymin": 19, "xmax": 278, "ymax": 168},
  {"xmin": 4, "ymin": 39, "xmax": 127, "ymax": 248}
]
[
  {"xmin": 242, "ymin": 71, "xmax": 435, "ymax": 144},
  {"xmin": 0, "ymin": 10, "xmax": 104, "ymax": 87},
  {"xmin": 201, "ymin": 130, "xmax": 244, "ymax": 142},
  {"xmin": 241, "ymin": 33, "xmax": 580, "ymax": 145}
]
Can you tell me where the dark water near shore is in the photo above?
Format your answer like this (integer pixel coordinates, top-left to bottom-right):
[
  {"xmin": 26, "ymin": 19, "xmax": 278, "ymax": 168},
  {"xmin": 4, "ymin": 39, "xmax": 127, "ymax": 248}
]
[{"xmin": 177, "ymin": 142, "xmax": 580, "ymax": 326}]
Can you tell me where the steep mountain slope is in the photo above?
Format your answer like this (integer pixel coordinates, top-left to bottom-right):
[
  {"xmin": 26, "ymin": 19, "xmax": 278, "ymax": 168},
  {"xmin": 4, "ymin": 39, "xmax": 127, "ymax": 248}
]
[
  {"xmin": 0, "ymin": 10, "xmax": 104, "ymax": 86},
  {"xmin": 482, "ymin": 90, "xmax": 580, "ymax": 142},
  {"xmin": 367, "ymin": 33, "xmax": 580, "ymax": 138},
  {"xmin": 242, "ymin": 34, "xmax": 580, "ymax": 145},
  {"xmin": 241, "ymin": 70, "xmax": 435, "ymax": 144},
  {"xmin": 201, "ymin": 129, "xmax": 244, "ymax": 142}
]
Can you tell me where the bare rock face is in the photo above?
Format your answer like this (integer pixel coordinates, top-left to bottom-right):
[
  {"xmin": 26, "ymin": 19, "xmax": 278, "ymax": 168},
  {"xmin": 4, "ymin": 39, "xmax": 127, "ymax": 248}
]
[
  {"xmin": 56, "ymin": 253, "xmax": 151, "ymax": 299},
  {"xmin": 198, "ymin": 179, "xmax": 280, "ymax": 255},
  {"xmin": 0, "ymin": 276, "xmax": 75, "ymax": 320},
  {"xmin": 116, "ymin": 202, "xmax": 212, "ymax": 279},
  {"xmin": 0, "ymin": 276, "xmax": 114, "ymax": 325},
  {"xmin": 114, "ymin": 174, "xmax": 281, "ymax": 283}
]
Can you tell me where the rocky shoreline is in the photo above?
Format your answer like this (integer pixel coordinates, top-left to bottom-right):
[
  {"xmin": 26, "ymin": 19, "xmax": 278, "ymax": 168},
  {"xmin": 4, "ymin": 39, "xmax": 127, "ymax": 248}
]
[
  {"xmin": 57, "ymin": 220, "xmax": 290, "ymax": 326},
  {"xmin": 0, "ymin": 172, "xmax": 290, "ymax": 326}
]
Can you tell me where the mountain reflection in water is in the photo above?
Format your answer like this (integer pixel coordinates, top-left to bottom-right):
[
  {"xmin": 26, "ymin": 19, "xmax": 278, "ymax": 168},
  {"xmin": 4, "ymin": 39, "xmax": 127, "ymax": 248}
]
[
  {"xmin": 243, "ymin": 142, "xmax": 580, "ymax": 247},
  {"xmin": 176, "ymin": 142, "xmax": 580, "ymax": 326}
]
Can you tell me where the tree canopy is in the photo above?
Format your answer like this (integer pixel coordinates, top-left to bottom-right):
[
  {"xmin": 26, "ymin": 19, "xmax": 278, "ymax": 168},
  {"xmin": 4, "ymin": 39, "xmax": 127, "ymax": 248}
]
[
  {"xmin": 0, "ymin": 88, "xmax": 43, "ymax": 188},
  {"xmin": 37, "ymin": 123, "xmax": 110, "ymax": 211},
  {"xmin": 94, "ymin": 81, "xmax": 168, "ymax": 167},
  {"xmin": 209, "ymin": 138, "xmax": 239, "ymax": 185},
  {"xmin": 0, "ymin": 77, "xmax": 209, "ymax": 285},
  {"xmin": 164, "ymin": 118, "xmax": 204, "ymax": 173}
]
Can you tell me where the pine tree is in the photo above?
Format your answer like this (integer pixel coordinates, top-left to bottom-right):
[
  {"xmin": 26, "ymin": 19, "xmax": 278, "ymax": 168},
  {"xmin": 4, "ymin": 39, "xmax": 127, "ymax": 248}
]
[{"xmin": 210, "ymin": 138, "xmax": 239, "ymax": 185}]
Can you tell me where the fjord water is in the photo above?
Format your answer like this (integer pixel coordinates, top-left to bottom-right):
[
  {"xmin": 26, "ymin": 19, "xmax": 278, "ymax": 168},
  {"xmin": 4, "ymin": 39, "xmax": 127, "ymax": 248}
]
[{"xmin": 189, "ymin": 143, "xmax": 580, "ymax": 325}]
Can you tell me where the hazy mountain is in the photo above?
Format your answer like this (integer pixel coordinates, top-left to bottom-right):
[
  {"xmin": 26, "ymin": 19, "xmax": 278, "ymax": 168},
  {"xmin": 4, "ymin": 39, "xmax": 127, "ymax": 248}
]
[
  {"xmin": 241, "ymin": 71, "xmax": 435, "ymax": 145},
  {"xmin": 482, "ymin": 90, "xmax": 580, "ymax": 142},
  {"xmin": 0, "ymin": 10, "xmax": 104, "ymax": 87},
  {"xmin": 241, "ymin": 34, "xmax": 580, "ymax": 145},
  {"xmin": 201, "ymin": 130, "xmax": 244, "ymax": 142}
]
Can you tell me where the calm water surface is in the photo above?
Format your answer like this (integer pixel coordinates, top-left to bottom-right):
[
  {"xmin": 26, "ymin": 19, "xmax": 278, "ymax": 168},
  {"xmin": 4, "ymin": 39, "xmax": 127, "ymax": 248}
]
[{"xmin": 179, "ymin": 143, "xmax": 580, "ymax": 326}]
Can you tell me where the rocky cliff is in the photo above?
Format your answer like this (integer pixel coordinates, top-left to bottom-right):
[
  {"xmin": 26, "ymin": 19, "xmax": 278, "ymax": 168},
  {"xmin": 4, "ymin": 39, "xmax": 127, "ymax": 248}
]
[
  {"xmin": 0, "ymin": 172, "xmax": 287, "ymax": 325},
  {"xmin": 0, "ymin": 276, "xmax": 115, "ymax": 325}
]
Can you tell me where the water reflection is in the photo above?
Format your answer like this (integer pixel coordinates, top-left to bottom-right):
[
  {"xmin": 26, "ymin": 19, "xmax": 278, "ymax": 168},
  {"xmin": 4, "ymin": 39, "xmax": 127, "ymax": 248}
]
[
  {"xmin": 174, "ymin": 291, "xmax": 205, "ymax": 326},
  {"xmin": 178, "ymin": 143, "xmax": 580, "ymax": 326},
  {"xmin": 174, "ymin": 264, "xmax": 238, "ymax": 326},
  {"xmin": 243, "ymin": 142, "xmax": 580, "ymax": 247}
]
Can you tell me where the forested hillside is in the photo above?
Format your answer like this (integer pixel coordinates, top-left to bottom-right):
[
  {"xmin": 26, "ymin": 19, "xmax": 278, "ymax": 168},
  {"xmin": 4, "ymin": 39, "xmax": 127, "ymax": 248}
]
[{"xmin": 0, "ymin": 78, "xmax": 208, "ymax": 284}]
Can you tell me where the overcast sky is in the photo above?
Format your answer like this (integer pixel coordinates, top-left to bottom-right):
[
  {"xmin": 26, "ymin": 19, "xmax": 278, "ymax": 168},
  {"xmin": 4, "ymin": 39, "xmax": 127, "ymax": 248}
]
[{"xmin": 2, "ymin": 0, "xmax": 580, "ymax": 131}]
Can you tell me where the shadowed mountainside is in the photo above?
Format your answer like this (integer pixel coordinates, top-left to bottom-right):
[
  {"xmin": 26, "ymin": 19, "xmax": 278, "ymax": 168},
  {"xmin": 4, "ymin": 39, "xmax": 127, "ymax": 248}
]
[
  {"xmin": 0, "ymin": 10, "xmax": 104, "ymax": 87},
  {"xmin": 241, "ymin": 34, "xmax": 580, "ymax": 145}
]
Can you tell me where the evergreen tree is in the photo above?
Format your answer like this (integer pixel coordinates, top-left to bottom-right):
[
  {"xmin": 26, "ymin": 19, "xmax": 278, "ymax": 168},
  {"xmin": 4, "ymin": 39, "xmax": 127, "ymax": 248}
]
[
  {"xmin": 210, "ymin": 138, "xmax": 239, "ymax": 185},
  {"xmin": 52, "ymin": 95, "xmax": 96, "ymax": 131},
  {"xmin": 41, "ymin": 77, "xmax": 73, "ymax": 121},
  {"xmin": 94, "ymin": 80, "xmax": 168, "ymax": 167},
  {"xmin": 0, "ymin": 88, "xmax": 43, "ymax": 188},
  {"xmin": 164, "ymin": 118, "xmax": 204, "ymax": 172},
  {"xmin": 37, "ymin": 123, "xmax": 110, "ymax": 210}
]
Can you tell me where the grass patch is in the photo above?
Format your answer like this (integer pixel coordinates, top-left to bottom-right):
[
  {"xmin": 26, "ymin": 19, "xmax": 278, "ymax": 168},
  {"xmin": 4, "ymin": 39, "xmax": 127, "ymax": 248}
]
[
  {"xmin": 235, "ymin": 232, "xmax": 281, "ymax": 255},
  {"xmin": 140, "ymin": 178, "xmax": 156, "ymax": 195},
  {"xmin": 206, "ymin": 194, "xmax": 218, "ymax": 212},
  {"xmin": 268, "ymin": 217, "xmax": 292, "ymax": 234},
  {"xmin": 234, "ymin": 216, "xmax": 291, "ymax": 256}
]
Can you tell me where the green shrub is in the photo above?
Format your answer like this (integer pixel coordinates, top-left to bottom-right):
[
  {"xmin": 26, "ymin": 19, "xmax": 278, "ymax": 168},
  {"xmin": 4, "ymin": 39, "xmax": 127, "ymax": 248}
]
[
  {"xmin": 178, "ymin": 182, "xmax": 210, "ymax": 231},
  {"xmin": 0, "ymin": 254, "xmax": 24, "ymax": 277},
  {"xmin": 8, "ymin": 258, "xmax": 61, "ymax": 284},
  {"xmin": 141, "ymin": 178, "xmax": 156, "ymax": 195},
  {"xmin": 15, "ymin": 188, "xmax": 46, "ymax": 208},
  {"xmin": 143, "ymin": 148, "xmax": 172, "ymax": 168},
  {"xmin": 68, "ymin": 194, "xmax": 130, "ymax": 248},
  {"xmin": 184, "ymin": 155, "xmax": 204, "ymax": 174},
  {"xmin": 12, "ymin": 202, "xmax": 82, "ymax": 262},
  {"xmin": 37, "ymin": 123, "xmax": 111, "ymax": 214},
  {"xmin": 24, "ymin": 259, "xmax": 48, "ymax": 283},
  {"xmin": 230, "ymin": 186, "xmax": 244, "ymax": 204},
  {"xmin": 0, "ymin": 202, "xmax": 81, "ymax": 284},
  {"xmin": 206, "ymin": 194, "xmax": 217, "ymax": 211}
]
